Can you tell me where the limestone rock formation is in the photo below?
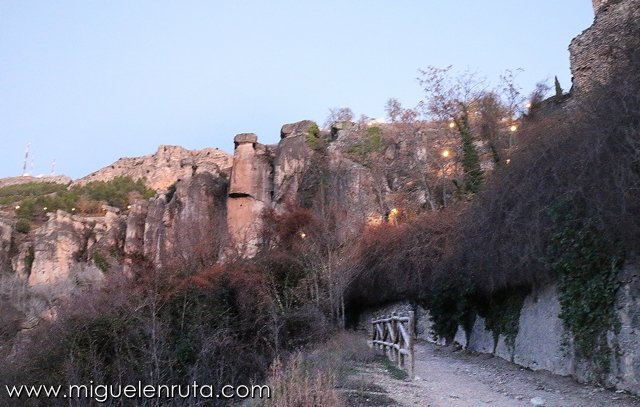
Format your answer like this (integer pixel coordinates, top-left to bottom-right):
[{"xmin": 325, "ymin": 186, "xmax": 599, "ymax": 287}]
[
  {"xmin": 28, "ymin": 211, "xmax": 104, "ymax": 286},
  {"xmin": 227, "ymin": 133, "xmax": 273, "ymax": 256},
  {"xmin": 124, "ymin": 172, "xmax": 228, "ymax": 273},
  {"xmin": 148, "ymin": 173, "xmax": 227, "ymax": 270},
  {"xmin": 273, "ymin": 126, "xmax": 313, "ymax": 208},
  {"xmin": 74, "ymin": 145, "xmax": 232, "ymax": 190},
  {"xmin": 280, "ymin": 120, "xmax": 316, "ymax": 139}
]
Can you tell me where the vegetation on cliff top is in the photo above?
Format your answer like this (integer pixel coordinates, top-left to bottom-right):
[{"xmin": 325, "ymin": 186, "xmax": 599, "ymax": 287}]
[{"xmin": 0, "ymin": 176, "xmax": 155, "ymax": 225}]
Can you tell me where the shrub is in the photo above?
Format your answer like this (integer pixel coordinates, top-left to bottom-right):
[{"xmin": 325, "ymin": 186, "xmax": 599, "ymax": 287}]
[
  {"xmin": 305, "ymin": 122, "xmax": 323, "ymax": 151},
  {"xmin": 440, "ymin": 14, "xmax": 640, "ymax": 294},
  {"xmin": 345, "ymin": 126, "xmax": 385, "ymax": 160},
  {"xmin": 345, "ymin": 209, "xmax": 459, "ymax": 313},
  {"xmin": 14, "ymin": 219, "xmax": 30, "ymax": 234},
  {"xmin": 77, "ymin": 176, "xmax": 155, "ymax": 209},
  {"xmin": 90, "ymin": 251, "xmax": 110, "ymax": 273},
  {"xmin": 266, "ymin": 353, "xmax": 345, "ymax": 407}
]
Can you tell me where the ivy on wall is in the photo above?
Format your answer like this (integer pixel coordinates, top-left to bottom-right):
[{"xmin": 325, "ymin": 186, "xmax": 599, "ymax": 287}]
[{"xmin": 546, "ymin": 202, "xmax": 622, "ymax": 379}]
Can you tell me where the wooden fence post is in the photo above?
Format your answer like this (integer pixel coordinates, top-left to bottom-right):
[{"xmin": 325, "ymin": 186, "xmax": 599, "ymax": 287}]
[{"xmin": 408, "ymin": 310, "xmax": 415, "ymax": 379}]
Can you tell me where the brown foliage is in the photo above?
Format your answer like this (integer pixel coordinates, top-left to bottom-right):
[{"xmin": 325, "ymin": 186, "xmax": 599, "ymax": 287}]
[{"xmin": 345, "ymin": 209, "xmax": 460, "ymax": 310}]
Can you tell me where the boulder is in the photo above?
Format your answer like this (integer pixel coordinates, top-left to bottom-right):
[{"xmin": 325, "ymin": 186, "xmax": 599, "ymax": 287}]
[{"xmin": 280, "ymin": 120, "xmax": 316, "ymax": 139}]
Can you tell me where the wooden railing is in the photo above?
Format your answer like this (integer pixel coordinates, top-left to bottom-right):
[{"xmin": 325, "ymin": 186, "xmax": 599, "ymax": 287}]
[{"xmin": 371, "ymin": 311, "xmax": 415, "ymax": 378}]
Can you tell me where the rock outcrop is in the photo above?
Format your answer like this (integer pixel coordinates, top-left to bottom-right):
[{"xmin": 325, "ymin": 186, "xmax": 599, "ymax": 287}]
[
  {"xmin": 74, "ymin": 145, "xmax": 232, "ymax": 190},
  {"xmin": 125, "ymin": 172, "xmax": 228, "ymax": 273},
  {"xmin": 273, "ymin": 128, "xmax": 313, "ymax": 208},
  {"xmin": 28, "ymin": 211, "xmax": 106, "ymax": 287},
  {"xmin": 226, "ymin": 133, "xmax": 273, "ymax": 256}
]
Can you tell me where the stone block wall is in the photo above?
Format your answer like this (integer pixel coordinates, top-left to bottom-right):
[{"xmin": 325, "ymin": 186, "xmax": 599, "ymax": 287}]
[{"xmin": 570, "ymin": 0, "xmax": 640, "ymax": 94}]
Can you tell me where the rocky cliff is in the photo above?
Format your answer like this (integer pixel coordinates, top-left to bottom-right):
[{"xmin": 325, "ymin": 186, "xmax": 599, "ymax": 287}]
[{"xmin": 74, "ymin": 145, "xmax": 232, "ymax": 191}]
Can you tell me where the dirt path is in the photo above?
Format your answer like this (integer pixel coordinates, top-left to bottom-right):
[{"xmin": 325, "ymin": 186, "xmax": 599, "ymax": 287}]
[{"xmin": 345, "ymin": 341, "xmax": 640, "ymax": 407}]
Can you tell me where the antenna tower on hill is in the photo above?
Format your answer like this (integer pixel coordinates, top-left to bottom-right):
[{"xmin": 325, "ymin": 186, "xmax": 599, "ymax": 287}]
[{"xmin": 22, "ymin": 143, "xmax": 30, "ymax": 176}]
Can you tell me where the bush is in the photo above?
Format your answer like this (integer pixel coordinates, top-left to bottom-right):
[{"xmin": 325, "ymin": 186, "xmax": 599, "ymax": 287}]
[
  {"xmin": 305, "ymin": 122, "xmax": 323, "ymax": 151},
  {"xmin": 90, "ymin": 251, "xmax": 110, "ymax": 273},
  {"xmin": 14, "ymin": 219, "xmax": 30, "ymax": 234},
  {"xmin": 2, "ymin": 266, "xmax": 277, "ymax": 406},
  {"xmin": 345, "ymin": 209, "xmax": 458, "ymax": 313}
]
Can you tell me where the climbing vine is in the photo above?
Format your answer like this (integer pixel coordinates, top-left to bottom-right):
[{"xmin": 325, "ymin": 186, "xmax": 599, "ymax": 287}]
[
  {"xmin": 479, "ymin": 288, "xmax": 528, "ymax": 354},
  {"xmin": 546, "ymin": 202, "xmax": 622, "ymax": 379},
  {"xmin": 424, "ymin": 272, "xmax": 476, "ymax": 343}
]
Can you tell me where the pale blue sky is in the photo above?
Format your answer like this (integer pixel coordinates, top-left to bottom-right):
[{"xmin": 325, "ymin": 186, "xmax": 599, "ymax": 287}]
[{"xmin": 1, "ymin": 1, "xmax": 593, "ymax": 179}]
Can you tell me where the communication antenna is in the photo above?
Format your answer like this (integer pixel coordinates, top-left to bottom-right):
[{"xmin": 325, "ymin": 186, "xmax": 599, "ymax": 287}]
[
  {"xmin": 51, "ymin": 159, "xmax": 57, "ymax": 176},
  {"xmin": 22, "ymin": 143, "xmax": 30, "ymax": 176}
]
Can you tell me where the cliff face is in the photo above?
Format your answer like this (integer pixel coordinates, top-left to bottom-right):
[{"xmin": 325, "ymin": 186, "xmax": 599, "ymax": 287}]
[
  {"xmin": 74, "ymin": 145, "xmax": 233, "ymax": 191},
  {"xmin": 0, "ymin": 117, "xmax": 467, "ymax": 278},
  {"xmin": 125, "ymin": 172, "xmax": 227, "ymax": 273}
]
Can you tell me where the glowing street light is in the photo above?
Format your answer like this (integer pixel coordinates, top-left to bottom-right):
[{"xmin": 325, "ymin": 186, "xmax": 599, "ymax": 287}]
[
  {"xmin": 15, "ymin": 205, "xmax": 20, "ymax": 210},
  {"xmin": 127, "ymin": 205, "xmax": 132, "ymax": 210},
  {"xmin": 526, "ymin": 102, "xmax": 532, "ymax": 109},
  {"xmin": 448, "ymin": 121, "xmax": 456, "ymax": 129},
  {"xmin": 506, "ymin": 159, "xmax": 512, "ymax": 165},
  {"xmin": 300, "ymin": 232, "xmax": 306, "ymax": 239},
  {"xmin": 442, "ymin": 150, "xmax": 450, "ymax": 158},
  {"xmin": 510, "ymin": 125, "xmax": 518, "ymax": 132}
]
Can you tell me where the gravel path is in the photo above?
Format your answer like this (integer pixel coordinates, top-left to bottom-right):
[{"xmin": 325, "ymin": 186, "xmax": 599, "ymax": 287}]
[{"xmin": 346, "ymin": 341, "xmax": 640, "ymax": 407}]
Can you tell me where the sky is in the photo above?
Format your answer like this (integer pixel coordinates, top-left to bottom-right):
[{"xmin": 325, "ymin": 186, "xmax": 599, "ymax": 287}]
[{"xmin": 0, "ymin": 1, "xmax": 594, "ymax": 179}]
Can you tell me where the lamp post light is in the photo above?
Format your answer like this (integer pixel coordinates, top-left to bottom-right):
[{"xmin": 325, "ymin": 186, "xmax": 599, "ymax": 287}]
[
  {"xmin": 440, "ymin": 150, "xmax": 452, "ymax": 207},
  {"xmin": 509, "ymin": 124, "xmax": 518, "ymax": 149}
]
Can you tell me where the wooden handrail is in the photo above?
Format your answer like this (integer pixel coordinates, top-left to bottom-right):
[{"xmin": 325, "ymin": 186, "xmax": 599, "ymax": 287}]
[{"xmin": 370, "ymin": 311, "xmax": 415, "ymax": 379}]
